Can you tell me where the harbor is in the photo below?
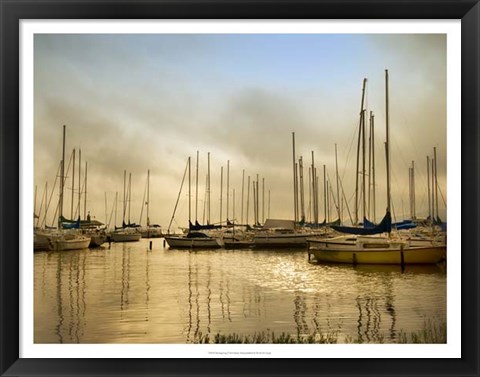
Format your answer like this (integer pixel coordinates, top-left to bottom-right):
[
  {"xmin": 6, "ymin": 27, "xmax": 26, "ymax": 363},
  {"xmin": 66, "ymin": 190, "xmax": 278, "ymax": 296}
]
[{"xmin": 32, "ymin": 33, "xmax": 449, "ymax": 346}]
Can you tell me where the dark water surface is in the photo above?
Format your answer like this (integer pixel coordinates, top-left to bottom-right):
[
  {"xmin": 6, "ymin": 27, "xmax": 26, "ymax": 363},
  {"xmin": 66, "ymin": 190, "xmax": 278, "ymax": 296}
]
[{"xmin": 34, "ymin": 239, "xmax": 446, "ymax": 343}]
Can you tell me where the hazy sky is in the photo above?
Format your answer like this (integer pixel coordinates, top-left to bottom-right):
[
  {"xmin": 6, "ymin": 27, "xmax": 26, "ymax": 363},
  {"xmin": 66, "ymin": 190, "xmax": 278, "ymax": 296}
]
[{"xmin": 34, "ymin": 33, "xmax": 447, "ymax": 231}]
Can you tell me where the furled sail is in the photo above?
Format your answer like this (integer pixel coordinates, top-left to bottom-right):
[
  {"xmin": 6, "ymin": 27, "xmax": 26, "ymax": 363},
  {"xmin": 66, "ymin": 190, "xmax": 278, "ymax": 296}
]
[{"xmin": 331, "ymin": 211, "xmax": 392, "ymax": 235}]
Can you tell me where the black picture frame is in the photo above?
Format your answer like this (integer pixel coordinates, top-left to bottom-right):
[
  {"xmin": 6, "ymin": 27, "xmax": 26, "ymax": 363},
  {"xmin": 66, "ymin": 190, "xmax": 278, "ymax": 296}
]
[{"xmin": 1, "ymin": 1, "xmax": 478, "ymax": 376}]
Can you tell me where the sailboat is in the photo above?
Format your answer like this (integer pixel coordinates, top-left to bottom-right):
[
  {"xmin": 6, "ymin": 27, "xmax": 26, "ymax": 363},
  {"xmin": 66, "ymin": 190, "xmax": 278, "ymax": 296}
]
[
  {"xmin": 44, "ymin": 125, "xmax": 91, "ymax": 251},
  {"xmin": 164, "ymin": 156, "xmax": 222, "ymax": 249},
  {"xmin": 139, "ymin": 170, "xmax": 163, "ymax": 238},
  {"xmin": 108, "ymin": 171, "xmax": 141, "ymax": 242},
  {"xmin": 308, "ymin": 71, "xmax": 446, "ymax": 265}
]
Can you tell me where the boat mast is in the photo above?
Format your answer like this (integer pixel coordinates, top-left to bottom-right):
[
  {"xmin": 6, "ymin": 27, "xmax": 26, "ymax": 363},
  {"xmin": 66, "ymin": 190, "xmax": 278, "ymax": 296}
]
[
  {"xmin": 188, "ymin": 157, "xmax": 191, "ymax": 226},
  {"xmin": 78, "ymin": 149, "xmax": 81, "ymax": 219},
  {"xmin": 71, "ymin": 148, "xmax": 75, "ymax": 219},
  {"xmin": 59, "ymin": 125, "xmax": 66, "ymax": 227},
  {"xmin": 233, "ymin": 189, "xmax": 236, "ymax": 223},
  {"xmin": 147, "ymin": 169, "xmax": 150, "ymax": 227},
  {"xmin": 241, "ymin": 169, "xmax": 245, "ymax": 224},
  {"xmin": 434, "ymin": 147, "xmax": 439, "ymax": 220},
  {"xmin": 253, "ymin": 180, "xmax": 257, "ymax": 225},
  {"xmin": 219, "ymin": 166, "xmax": 223, "ymax": 224},
  {"xmin": 411, "ymin": 161, "xmax": 416, "ymax": 219},
  {"xmin": 409, "ymin": 165, "xmax": 413, "ymax": 219},
  {"xmin": 427, "ymin": 155, "xmax": 431, "ymax": 221},
  {"xmin": 362, "ymin": 109, "xmax": 367, "ymax": 222},
  {"xmin": 431, "ymin": 158, "xmax": 435, "ymax": 220},
  {"xmin": 367, "ymin": 115, "xmax": 373, "ymax": 221},
  {"xmin": 262, "ymin": 177, "xmax": 265, "ymax": 223},
  {"xmin": 311, "ymin": 151, "xmax": 317, "ymax": 226},
  {"xmin": 315, "ymin": 171, "xmax": 319, "ymax": 225},
  {"xmin": 385, "ymin": 70, "xmax": 391, "ymax": 214},
  {"xmin": 323, "ymin": 164, "xmax": 327, "ymax": 222},
  {"xmin": 195, "ymin": 151, "xmax": 199, "ymax": 223},
  {"xmin": 371, "ymin": 113, "xmax": 376, "ymax": 223},
  {"xmin": 308, "ymin": 167, "xmax": 312, "ymax": 223},
  {"xmin": 246, "ymin": 175, "xmax": 250, "ymax": 225},
  {"xmin": 202, "ymin": 174, "xmax": 208, "ymax": 224},
  {"xmin": 299, "ymin": 156, "xmax": 305, "ymax": 223},
  {"xmin": 84, "ymin": 162, "xmax": 88, "ymax": 221},
  {"xmin": 335, "ymin": 144, "xmax": 341, "ymax": 222},
  {"xmin": 355, "ymin": 79, "xmax": 367, "ymax": 225},
  {"xmin": 256, "ymin": 174, "xmax": 259, "ymax": 225},
  {"xmin": 207, "ymin": 152, "xmax": 211, "ymax": 224},
  {"xmin": 227, "ymin": 160, "xmax": 230, "ymax": 222},
  {"xmin": 292, "ymin": 132, "xmax": 297, "ymax": 223},
  {"xmin": 127, "ymin": 172, "xmax": 131, "ymax": 225},
  {"xmin": 122, "ymin": 170, "xmax": 126, "ymax": 226}
]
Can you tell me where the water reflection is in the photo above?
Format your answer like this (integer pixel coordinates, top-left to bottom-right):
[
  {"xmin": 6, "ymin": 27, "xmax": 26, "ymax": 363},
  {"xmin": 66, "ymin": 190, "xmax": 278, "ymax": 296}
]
[
  {"xmin": 294, "ymin": 295, "xmax": 309, "ymax": 337},
  {"xmin": 120, "ymin": 245, "xmax": 131, "ymax": 312},
  {"xmin": 55, "ymin": 252, "xmax": 63, "ymax": 343},
  {"xmin": 34, "ymin": 241, "xmax": 447, "ymax": 344},
  {"xmin": 50, "ymin": 250, "xmax": 88, "ymax": 343}
]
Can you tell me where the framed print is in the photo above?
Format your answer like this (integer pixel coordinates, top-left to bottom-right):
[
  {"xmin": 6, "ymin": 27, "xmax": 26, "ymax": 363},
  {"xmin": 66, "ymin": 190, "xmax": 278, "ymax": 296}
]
[{"xmin": 1, "ymin": 0, "xmax": 479, "ymax": 376}]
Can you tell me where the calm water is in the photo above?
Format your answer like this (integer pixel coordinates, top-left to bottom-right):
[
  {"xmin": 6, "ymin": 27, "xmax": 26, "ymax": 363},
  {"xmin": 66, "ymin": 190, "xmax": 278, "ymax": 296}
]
[{"xmin": 34, "ymin": 239, "xmax": 446, "ymax": 344}]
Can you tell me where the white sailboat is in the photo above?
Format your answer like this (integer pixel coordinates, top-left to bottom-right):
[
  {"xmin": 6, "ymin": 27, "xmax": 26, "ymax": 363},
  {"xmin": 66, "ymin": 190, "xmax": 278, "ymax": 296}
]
[{"xmin": 47, "ymin": 230, "xmax": 91, "ymax": 251}]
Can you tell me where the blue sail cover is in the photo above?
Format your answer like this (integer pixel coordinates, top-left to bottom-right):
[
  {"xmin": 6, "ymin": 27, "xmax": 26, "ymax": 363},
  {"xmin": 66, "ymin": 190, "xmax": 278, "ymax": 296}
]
[
  {"xmin": 434, "ymin": 216, "xmax": 447, "ymax": 231},
  {"xmin": 365, "ymin": 217, "xmax": 417, "ymax": 230},
  {"xmin": 331, "ymin": 211, "xmax": 392, "ymax": 235},
  {"xmin": 61, "ymin": 217, "xmax": 80, "ymax": 229},
  {"xmin": 363, "ymin": 217, "xmax": 377, "ymax": 229},
  {"xmin": 189, "ymin": 220, "xmax": 222, "ymax": 231},
  {"xmin": 393, "ymin": 220, "xmax": 417, "ymax": 230}
]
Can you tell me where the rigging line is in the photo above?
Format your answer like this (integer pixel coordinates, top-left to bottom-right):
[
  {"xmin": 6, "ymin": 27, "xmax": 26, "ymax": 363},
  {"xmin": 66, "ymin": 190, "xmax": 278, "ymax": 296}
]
[
  {"xmin": 167, "ymin": 158, "xmax": 190, "ymax": 233},
  {"xmin": 340, "ymin": 122, "xmax": 360, "ymax": 183},
  {"xmin": 74, "ymin": 176, "xmax": 87, "ymax": 220},
  {"xmin": 43, "ymin": 162, "xmax": 63, "ymax": 228},
  {"xmin": 36, "ymin": 183, "xmax": 47, "ymax": 228},
  {"xmin": 437, "ymin": 183, "xmax": 447, "ymax": 210},
  {"xmin": 338, "ymin": 174, "xmax": 354, "ymax": 225},
  {"xmin": 41, "ymin": 162, "xmax": 61, "ymax": 228},
  {"xmin": 326, "ymin": 171, "xmax": 340, "ymax": 215},
  {"xmin": 58, "ymin": 150, "xmax": 75, "ymax": 221},
  {"xmin": 139, "ymin": 172, "xmax": 148, "ymax": 226},
  {"xmin": 107, "ymin": 194, "xmax": 116, "ymax": 229}
]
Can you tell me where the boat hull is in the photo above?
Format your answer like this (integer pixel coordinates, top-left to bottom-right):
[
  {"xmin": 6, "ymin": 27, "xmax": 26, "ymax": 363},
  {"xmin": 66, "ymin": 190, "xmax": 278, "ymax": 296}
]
[
  {"xmin": 140, "ymin": 229, "xmax": 163, "ymax": 238},
  {"xmin": 89, "ymin": 234, "xmax": 107, "ymax": 247},
  {"xmin": 34, "ymin": 232, "xmax": 51, "ymax": 251},
  {"xmin": 109, "ymin": 232, "xmax": 141, "ymax": 242},
  {"xmin": 223, "ymin": 239, "xmax": 255, "ymax": 249},
  {"xmin": 164, "ymin": 236, "xmax": 220, "ymax": 249},
  {"xmin": 309, "ymin": 244, "xmax": 446, "ymax": 265},
  {"xmin": 47, "ymin": 236, "xmax": 91, "ymax": 251},
  {"xmin": 253, "ymin": 233, "xmax": 309, "ymax": 248}
]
